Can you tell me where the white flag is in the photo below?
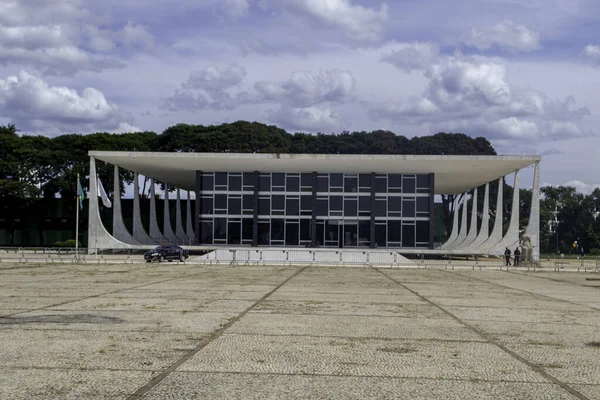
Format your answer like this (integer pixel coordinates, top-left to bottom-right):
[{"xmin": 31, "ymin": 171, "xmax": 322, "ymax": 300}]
[{"xmin": 97, "ymin": 178, "xmax": 112, "ymax": 208}]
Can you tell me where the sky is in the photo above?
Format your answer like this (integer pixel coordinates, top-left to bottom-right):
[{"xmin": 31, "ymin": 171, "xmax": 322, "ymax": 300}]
[{"xmin": 1, "ymin": 0, "xmax": 600, "ymax": 194}]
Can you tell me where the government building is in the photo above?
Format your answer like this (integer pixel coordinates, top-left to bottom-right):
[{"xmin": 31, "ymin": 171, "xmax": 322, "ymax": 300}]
[{"xmin": 87, "ymin": 152, "xmax": 541, "ymax": 259}]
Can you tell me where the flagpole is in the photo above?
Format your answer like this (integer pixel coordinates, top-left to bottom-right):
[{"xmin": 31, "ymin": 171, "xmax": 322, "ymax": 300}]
[{"xmin": 75, "ymin": 173, "xmax": 80, "ymax": 261}]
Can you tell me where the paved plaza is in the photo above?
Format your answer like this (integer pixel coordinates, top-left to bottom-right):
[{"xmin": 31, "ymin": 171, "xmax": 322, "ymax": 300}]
[{"xmin": 0, "ymin": 263, "xmax": 599, "ymax": 399}]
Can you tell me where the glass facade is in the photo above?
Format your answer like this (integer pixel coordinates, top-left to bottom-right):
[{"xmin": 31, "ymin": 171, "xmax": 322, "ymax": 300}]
[{"xmin": 197, "ymin": 172, "xmax": 433, "ymax": 248}]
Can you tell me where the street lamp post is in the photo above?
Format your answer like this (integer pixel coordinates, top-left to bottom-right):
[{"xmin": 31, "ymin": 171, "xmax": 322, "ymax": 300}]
[{"xmin": 548, "ymin": 202, "xmax": 562, "ymax": 254}]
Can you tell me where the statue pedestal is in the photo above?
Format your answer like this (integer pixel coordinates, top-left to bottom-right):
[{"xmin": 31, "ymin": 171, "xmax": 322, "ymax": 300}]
[{"xmin": 522, "ymin": 247, "xmax": 533, "ymax": 262}]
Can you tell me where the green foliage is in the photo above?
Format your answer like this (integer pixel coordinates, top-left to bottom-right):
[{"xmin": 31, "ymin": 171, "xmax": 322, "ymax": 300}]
[{"xmin": 53, "ymin": 239, "xmax": 82, "ymax": 248}]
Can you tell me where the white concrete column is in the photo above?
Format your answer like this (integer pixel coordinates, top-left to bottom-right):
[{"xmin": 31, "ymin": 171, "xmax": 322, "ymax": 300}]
[
  {"xmin": 526, "ymin": 162, "xmax": 540, "ymax": 260},
  {"xmin": 480, "ymin": 178, "xmax": 504, "ymax": 251},
  {"xmin": 449, "ymin": 191, "xmax": 469, "ymax": 249},
  {"xmin": 87, "ymin": 157, "xmax": 131, "ymax": 254},
  {"xmin": 440, "ymin": 196, "xmax": 460, "ymax": 249},
  {"xmin": 149, "ymin": 179, "xmax": 164, "ymax": 243},
  {"xmin": 112, "ymin": 165, "xmax": 138, "ymax": 244},
  {"xmin": 493, "ymin": 170, "xmax": 521, "ymax": 253},
  {"xmin": 163, "ymin": 184, "xmax": 179, "ymax": 243},
  {"xmin": 175, "ymin": 189, "xmax": 190, "ymax": 244},
  {"xmin": 462, "ymin": 187, "xmax": 479, "ymax": 247},
  {"xmin": 186, "ymin": 191, "xmax": 195, "ymax": 241},
  {"xmin": 132, "ymin": 173, "xmax": 153, "ymax": 244},
  {"xmin": 468, "ymin": 182, "xmax": 490, "ymax": 250}
]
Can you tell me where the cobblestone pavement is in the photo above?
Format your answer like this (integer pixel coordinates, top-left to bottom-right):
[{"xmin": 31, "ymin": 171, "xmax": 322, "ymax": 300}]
[{"xmin": 0, "ymin": 263, "xmax": 599, "ymax": 399}]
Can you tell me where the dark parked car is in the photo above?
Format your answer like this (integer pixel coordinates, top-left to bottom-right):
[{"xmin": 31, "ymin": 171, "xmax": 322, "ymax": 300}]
[{"xmin": 144, "ymin": 245, "xmax": 189, "ymax": 262}]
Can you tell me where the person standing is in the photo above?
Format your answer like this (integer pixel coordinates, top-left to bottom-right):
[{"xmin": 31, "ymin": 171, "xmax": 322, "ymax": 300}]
[
  {"xmin": 504, "ymin": 247, "xmax": 511, "ymax": 266},
  {"xmin": 514, "ymin": 247, "xmax": 521, "ymax": 265}
]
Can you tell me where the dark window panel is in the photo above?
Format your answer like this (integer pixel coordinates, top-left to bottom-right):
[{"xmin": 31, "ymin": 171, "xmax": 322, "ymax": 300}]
[
  {"xmin": 388, "ymin": 174, "xmax": 402, "ymax": 188},
  {"xmin": 359, "ymin": 174, "xmax": 371, "ymax": 187},
  {"xmin": 285, "ymin": 222, "xmax": 299, "ymax": 246},
  {"xmin": 316, "ymin": 198, "xmax": 328, "ymax": 216},
  {"xmin": 215, "ymin": 194, "xmax": 227, "ymax": 210},
  {"xmin": 403, "ymin": 177, "xmax": 416, "ymax": 194},
  {"xmin": 242, "ymin": 218, "xmax": 253, "ymax": 240},
  {"xmin": 343, "ymin": 223, "xmax": 358, "ymax": 246},
  {"xmin": 271, "ymin": 219, "xmax": 284, "ymax": 241},
  {"xmin": 215, "ymin": 210, "xmax": 227, "ymax": 215},
  {"xmin": 215, "ymin": 172, "xmax": 227, "ymax": 186},
  {"xmin": 359, "ymin": 221, "xmax": 371, "ymax": 244},
  {"xmin": 214, "ymin": 218, "xmax": 227, "ymax": 240},
  {"xmin": 243, "ymin": 194, "xmax": 254, "ymax": 210},
  {"xmin": 286, "ymin": 198, "xmax": 300, "ymax": 216},
  {"xmin": 243, "ymin": 172, "xmax": 257, "ymax": 187},
  {"xmin": 330, "ymin": 195, "xmax": 342, "ymax": 211},
  {"xmin": 374, "ymin": 176, "xmax": 387, "ymax": 193},
  {"xmin": 272, "ymin": 187, "xmax": 285, "ymax": 192},
  {"xmin": 330, "ymin": 173, "xmax": 343, "ymax": 187},
  {"xmin": 200, "ymin": 221, "xmax": 213, "ymax": 244},
  {"xmin": 300, "ymin": 219, "xmax": 311, "ymax": 241},
  {"xmin": 228, "ymin": 175, "xmax": 242, "ymax": 191},
  {"xmin": 300, "ymin": 195, "xmax": 312, "ymax": 211},
  {"xmin": 315, "ymin": 221, "xmax": 325, "ymax": 247},
  {"xmin": 374, "ymin": 198, "xmax": 386, "ymax": 217},
  {"xmin": 257, "ymin": 222, "xmax": 270, "ymax": 245},
  {"xmin": 228, "ymin": 197, "xmax": 241, "ymax": 214},
  {"xmin": 272, "ymin": 173, "xmax": 285, "ymax": 187},
  {"xmin": 325, "ymin": 220, "xmax": 339, "ymax": 241},
  {"xmin": 417, "ymin": 174, "xmax": 429, "ymax": 188},
  {"xmin": 402, "ymin": 223, "xmax": 415, "ymax": 247},
  {"xmin": 201, "ymin": 175, "xmax": 214, "ymax": 191},
  {"xmin": 416, "ymin": 220, "xmax": 430, "ymax": 243},
  {"xmin": 417, "ymin": 196, "xmax": 429, "ymax": 212},
  {"xmin": 200, "ymin": 197, "xmax": 213, "ymax": 215},
  {"xmin": 286, "ymin": 176, "xmax": 300, "ymax": 192},
  {"xmin": 227, "ymin": 222, "xmax": 241, "ymax": 244},
  {"xmin": 258, "ymin": 198, "xmax": 270, "ymax": 215},
  {"xmin": 344, "ymin": 177, "xmax": 358, "ymax": 193},
  {"xmin": 374, "ymin": 224, "xmax": 386, "ymax": 247},
  {"xmin": 358, "ymin": 196, "xmax": 371, "ymax": 211},
  {"xmin": 301, "ymin": 173, "xmax": 313, "ymax": 187},
  {"xmin": 317, "ymin": 175, "xmax": 328, "ymax": 192},
  {"xmin": 259, "ymin": 175, "xmax": 271, "ymax": 191},
  {"xmin": 344, "ymin": 199, "xmax": 357, "ymax": 217},
  {"xmin": 402, "ymin": 199, "xmax": 416, "ymax": 218},
  {"xmin": 272, "ymin": 195, "xmax": 284, "ymax": 210},
  {"xmin": 388, "ymin": 197, "xmax": 402, "ymax": 212},
  {"xmin": 387, "ymin": 220, "xmax": 401, "ymax": 242}
]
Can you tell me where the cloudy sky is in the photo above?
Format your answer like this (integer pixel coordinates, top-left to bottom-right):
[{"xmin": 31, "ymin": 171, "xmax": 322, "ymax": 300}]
[{"xmin": 1, "ymin": 0, "xmax": 600, "ymax": 193}]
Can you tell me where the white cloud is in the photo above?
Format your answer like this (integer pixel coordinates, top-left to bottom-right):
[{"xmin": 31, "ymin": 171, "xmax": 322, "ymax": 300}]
[
  {"xmin": 544, "ymin": 180, "xmax": 600, "ymax": 195},
  {"xmin": 582, "ymin": 44, "xmax": 600, "ymax": 66},
  {"xmin": 275, "ymin": 0, "xmax": 388, "ymax": 42},
  {"xmin": 0, "ymin": 70, "xmax": 135, "ymax": 134},
  {"xmin": 370, "ymin": 54, "xmax": 591, "ymax": 142},
  {"xmin": 267, "ymin": 106, "xmax": 340, "ymax": 132},
  {"xmin": 183, "ymin": 65, "xmax": 247, "ymax": 91},
  {"xmin": 381, "ymin": 42, "xmax": 440, "ymax": 73},
  {"xmin": 464, "ymin": 20, "xmax": 541, "ymax": 52},
  {"xmin": 223, "ymin": 0, "xmax": 249, "ymax": 19}
]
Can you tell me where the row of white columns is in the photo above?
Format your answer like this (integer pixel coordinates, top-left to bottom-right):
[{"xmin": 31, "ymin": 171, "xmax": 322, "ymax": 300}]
[
  {"xmin": 87, "ymin": 158, "xmax": 195, "ymax": 253},
  {"xmin": 440, "ymin": 162, "xmax": 540, "ymax": 260}
]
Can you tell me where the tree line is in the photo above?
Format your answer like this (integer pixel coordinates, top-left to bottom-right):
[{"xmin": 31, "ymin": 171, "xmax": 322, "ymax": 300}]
[{"xmin": 0, "ymin": 121, "xmax": 597, "ymax": 254}]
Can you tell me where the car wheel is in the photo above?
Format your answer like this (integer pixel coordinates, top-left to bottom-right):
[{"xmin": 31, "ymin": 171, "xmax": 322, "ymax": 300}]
[{"xmin": 146, "ymin": 260, "xmax": 151, "ymax": 263}]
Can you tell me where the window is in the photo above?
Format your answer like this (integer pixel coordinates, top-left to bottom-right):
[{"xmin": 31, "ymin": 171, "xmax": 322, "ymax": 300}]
[
  {"xmin": 330, "ymin": 173, "xmax": 343, "ymax": 188},
  {"xmin": 325, "ymin": 220, "xmax": 339, "ymax": 242},
  {"xmin": 272, "ymin": 195, "xmax": 284, "ymax": 211},
  {"xmin": 416, "ymin": 220, "xmax": 430, "ymax": 244},
  {"xmin": 316, "ymin": 175, "xmax": 328, "ymax": 192},
  {"xmin": 271, "ymin": 219, "xmax": 284, "ymax": 241},
  {"xmin": 200, "ymin": 196, "xmax": 213, "ymax": 215},
  {"xmin": 243, "ymin": 194, "xmax": 254, "ymax": 211},
  {"xmin": 286, "ymin": 176, "xmax": 300, "ymax": 192},
  {"xmin": 228, "ymin": 197, "xmax": 241, "ymax": 215},
  {"xmin": 358, "ymin": 196, "xmax": 371, "ymax": 212},
  {"xmin": 200, "ymin": 221, "xmax": 213, "ymax": 244},
  {"xmin": 227, "ymin": 221, "xmax": 241, "ymax": 244},
  {"xmin": 214, "ymin": 218, "xmax": 227, "ymax": 240},
  {"xmin": 201, "ymin": 175, "xmax": 214, "ymax": 191},
  {"xmin": 403, "ymin": 176, "xmax": 416, "ymax": 194},
  {"xmin": 402, "ymin": 223, "xmax": 415, "ymax": 247},
  {"xmin": 301, "ymin": 173, "xmax": 313, "ymax": 188},
  {"xmin": 300, "ymin": 219, "xmax": 311, "ymax": 241},
  {"xmin": 243, "ymin": 172, "xmax": 257, "ymax": 188},
  {"xmin": 374, "ymin": 197, "xmax": 386, "ymax": 217},
  {"xmin": 215, "ymin": 194, "xmax": 227, "ymax": 210},
  {"xmin": 286, "ymin": 198, "xmax": 300, "ymax": 216},
  {"xmin": 242, "ymin": 218, "xmax": 253, "ymax": 241},
  {"xmin": 374, "ymin": 175, "xmax": 387, "ymax": 193},
  {"xmin": 258, "ymin": 197, "xmax": 270, "ymax": 216},
  {"xmin": 374, "ymin": 224, "xmax": 386, "ymax": 247},
  {"xmin": 330, "ymin": 195, "xmax": 342, "ymax": 211},
  {"xmin": 259, "ymin": 175, "xmax": 271, "ymax": 191},
  {"xmin": 316, "ymin": 198, "xmax": 328, "ymax": 216},
  {"xmin": 285, "ymin": 222, "xmax": 299, "ymax": 246},
  {"xmin": 344, "ymin": 177, "xmax": 358, "ymax": 193},
  {"xmin": 359, "ymin": 221, "xmax": 371, "ymax": 244},
  {"xmin": 417, "ymin": 197, "xmax": 429, "ymax": 212},
  {"xmin": 229, "ymin": 175, "xmax": 242, "ymax": 191},
  {"xmin": 344, "ymin": 199, "xmax": 357, "ymax": 217},
  {"xmin": 258, "ymin": 222, "xmax": 270, "ymax": 245},
  {"xmin": 388, "ymin": 197, "xmax": 402, "ymax": 212},
  {"xmin": 388, "ymin": 174, "xmax": 402, "ymax": 188},
  {"xmin": 388, "ymin": 220, "xmax": 401, "ymax": 242},
  {"xmin": 402, "ymin": 199, "xmax": 416, "ymax": 218},
  {"xmin": 300, "ymin": 195, "xmax": 312, "ymax": 211},
  {"xmin": 215, "ymin": 172, "xmax": 227, "ymax": 186},
  {"xmin": 417, "ymin": 174, "xmax": 430, "ymax": 189},
  {"xmin": 272, "ymin": 173, "xmax": 285, "ymax": 187}
]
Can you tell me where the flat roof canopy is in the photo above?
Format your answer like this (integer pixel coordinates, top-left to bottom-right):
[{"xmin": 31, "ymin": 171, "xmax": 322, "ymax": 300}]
[{"xmin": 90, "ymin": 152, "xmax": 541, "ymax": 195}]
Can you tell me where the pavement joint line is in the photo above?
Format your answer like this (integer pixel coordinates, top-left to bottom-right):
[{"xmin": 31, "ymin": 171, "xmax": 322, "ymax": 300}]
[
  {"xmin": 508, "ymin": 270, "xmax": 600, "ymax": 287},
  {"xmin": 125, "ymin": 265, "xmax": 310, "ymax": 400},
  {"xmin": 373, "ymin": 267, "xmax": 592, "ymax": 400},
  {"xmin": 446, "ymin": 270, "xmax": 600, "ymax": 313},
  {"xmin": 206, "ymin": 332, "xmax": 487, "ymax": 343},
  {"xmin": 0, "ymin": 266, "xmax": 230, "ymax": 319}
]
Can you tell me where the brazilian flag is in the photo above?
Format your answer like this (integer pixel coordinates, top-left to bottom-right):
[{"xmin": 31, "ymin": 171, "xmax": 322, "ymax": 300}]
[{"xmin": 77, "ymin": 178, "xmax": 85, "ymax": 210}]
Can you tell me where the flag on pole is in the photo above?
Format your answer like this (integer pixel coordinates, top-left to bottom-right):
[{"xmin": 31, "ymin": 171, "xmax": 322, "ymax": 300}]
[
  {"xmin": 97, "ymin": 178, "xmax": 112, "ymax": 208},
  {"xmin": 77, "ymin": 177, "xmax": 85, "ymax": 210}
]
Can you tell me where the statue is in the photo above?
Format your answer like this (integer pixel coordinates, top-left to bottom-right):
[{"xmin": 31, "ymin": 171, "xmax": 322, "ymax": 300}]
[{"xmin": 519, "ymin": 229, "xmax": 534, "ymax": 262}]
